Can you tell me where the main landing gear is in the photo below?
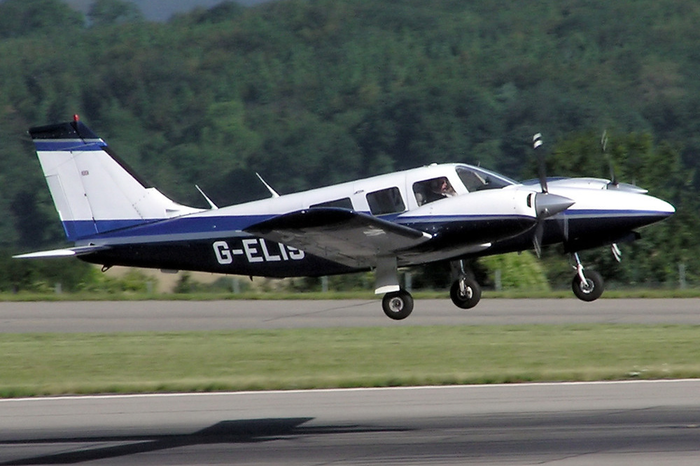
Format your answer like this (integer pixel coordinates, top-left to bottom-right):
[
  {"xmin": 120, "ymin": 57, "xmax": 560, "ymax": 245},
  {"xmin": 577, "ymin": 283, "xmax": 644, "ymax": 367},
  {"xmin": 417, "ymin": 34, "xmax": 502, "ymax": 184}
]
[
  {"xmin": 382, "ymin": 289, "xmax": 414, "ymax": 320},
  {"xmin": 379, "ymin": 259, "xmax": 483, "ymax": 321}
]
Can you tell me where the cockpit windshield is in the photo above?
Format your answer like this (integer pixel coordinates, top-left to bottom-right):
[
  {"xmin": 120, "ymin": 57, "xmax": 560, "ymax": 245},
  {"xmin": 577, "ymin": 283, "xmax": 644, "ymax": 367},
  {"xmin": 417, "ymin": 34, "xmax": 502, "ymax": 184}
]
[{"xmin": 455, "ymin": 165, "xmax": 516, "ymax": 192}]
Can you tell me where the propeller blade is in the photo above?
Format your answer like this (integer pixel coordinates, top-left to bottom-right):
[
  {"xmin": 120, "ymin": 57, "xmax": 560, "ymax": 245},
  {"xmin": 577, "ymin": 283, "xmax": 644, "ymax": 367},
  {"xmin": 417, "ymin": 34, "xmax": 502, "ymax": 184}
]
[
  {"xmin": 600, "ymin": 131, "xmax": 648, "ymax": 193},
  {"xmin": 601, "ymin": 130, "xmax": 619, "ymax": 188},
  {"xmin": 532, "ymin": 222, "xmax": 543, "ymax": 258},
  {"xmin": 558, "ymin": 215, "xmax": 569, "ymax": 242},
  {"xmin": 533, "ymin": 133, "xmax": 547, "ymax": 193}
]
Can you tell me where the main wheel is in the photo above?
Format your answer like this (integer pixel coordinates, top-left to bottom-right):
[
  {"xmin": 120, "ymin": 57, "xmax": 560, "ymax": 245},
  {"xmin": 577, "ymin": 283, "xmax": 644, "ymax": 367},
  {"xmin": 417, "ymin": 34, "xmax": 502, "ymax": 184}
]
[
  {"xmin": 382, "ymin": 290, "xmax": 414, "ymax": 320},
  {"xmin": 571, "ymin": 270, "xmax": 604, "ymax": 302},
  {"xmin": 450, "ymin": 277, "xmax": 482, "ymax": 309}
]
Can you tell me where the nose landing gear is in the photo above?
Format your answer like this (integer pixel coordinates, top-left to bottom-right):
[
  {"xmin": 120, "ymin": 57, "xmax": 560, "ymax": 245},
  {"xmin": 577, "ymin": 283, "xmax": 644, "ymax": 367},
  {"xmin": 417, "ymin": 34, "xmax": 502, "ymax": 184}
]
[
  {"xmin": 571, "ymin": 252, "xmax": 604, "ymax": 302},
  {"xmin": 449, "ymin": 260, "xmax": 482, "ymax": 309},
  {"xmin": 450, "ymin": 276, "xmax": 482, "ymax": 309}
]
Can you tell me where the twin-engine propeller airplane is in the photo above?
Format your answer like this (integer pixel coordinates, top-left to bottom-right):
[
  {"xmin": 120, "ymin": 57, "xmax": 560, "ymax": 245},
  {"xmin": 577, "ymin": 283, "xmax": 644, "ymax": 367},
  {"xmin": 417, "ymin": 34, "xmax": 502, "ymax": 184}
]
[{"xmin": 15, "ymin": 117, "xmax": 675, "ymax": 320}]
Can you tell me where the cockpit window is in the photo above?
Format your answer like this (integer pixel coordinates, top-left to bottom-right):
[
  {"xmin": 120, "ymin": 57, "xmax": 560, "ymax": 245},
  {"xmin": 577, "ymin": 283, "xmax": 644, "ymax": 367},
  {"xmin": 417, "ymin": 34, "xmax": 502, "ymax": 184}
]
[
  {"xmin": 413, "ymin": 177, "xmax": 456, "ymax": 206},
  {"xmin": 456, "ymin": 166, "xmax": 515, "ymax": 192}
]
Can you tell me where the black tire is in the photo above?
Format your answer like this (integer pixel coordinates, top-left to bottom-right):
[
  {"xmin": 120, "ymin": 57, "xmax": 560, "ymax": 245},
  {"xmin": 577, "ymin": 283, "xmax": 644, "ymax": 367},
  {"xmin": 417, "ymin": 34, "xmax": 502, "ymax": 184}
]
[
  {"xmin": 571, "ymin": 270, "xmax": 604, "ymax": 302},
  {"xmin": 450, "ymin": 277, "xmax": 482, "ymax": 309},
  {"xmin": 382, "ymin": 290, "xmax": 414, "ymax": 320}
]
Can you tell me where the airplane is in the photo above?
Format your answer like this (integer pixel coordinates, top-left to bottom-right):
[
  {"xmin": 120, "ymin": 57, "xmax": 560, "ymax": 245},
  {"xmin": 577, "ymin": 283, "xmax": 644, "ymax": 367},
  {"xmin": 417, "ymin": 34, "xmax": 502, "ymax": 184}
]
[{"xmin": 14, "ymin": 117, "xmax": 675, "ymax": 320}]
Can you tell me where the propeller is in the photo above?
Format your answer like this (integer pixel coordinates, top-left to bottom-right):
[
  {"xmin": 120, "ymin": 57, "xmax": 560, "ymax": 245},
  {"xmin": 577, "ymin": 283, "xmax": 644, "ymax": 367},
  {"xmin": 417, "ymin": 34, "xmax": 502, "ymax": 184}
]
[
  {"xmin": 531, "ymin": 133, "xmax": 575, "ymax": 257},
  {"xmin": 601, "ymin": 131, "xmax": 648, "ymax": 194},
  {"xmin": 601, "ymin": 132, "xmax": 627, "ymax": 264},
  {"xmin": 601, "ymin": 130, "xmax": 619, "ymax": 189}
]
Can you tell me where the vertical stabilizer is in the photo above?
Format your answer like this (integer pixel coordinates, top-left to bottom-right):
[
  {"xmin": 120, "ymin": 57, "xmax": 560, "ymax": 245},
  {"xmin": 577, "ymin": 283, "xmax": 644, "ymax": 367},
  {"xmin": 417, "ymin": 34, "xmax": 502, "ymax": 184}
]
[{"xmin": 29, "ymin": 118, "xmax": 199, "ymax": 242}]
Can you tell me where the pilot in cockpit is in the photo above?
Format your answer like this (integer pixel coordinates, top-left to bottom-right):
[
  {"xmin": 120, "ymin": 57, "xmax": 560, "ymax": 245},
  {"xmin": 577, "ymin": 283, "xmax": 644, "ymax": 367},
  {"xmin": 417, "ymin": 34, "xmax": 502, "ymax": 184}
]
[
  {"xmin": 431, "ymin": 177, "xmax": 456, "ymax": 197},
  {"xmin": 415, "ymin": 177, "xmax": 457, "ymax": 206}
]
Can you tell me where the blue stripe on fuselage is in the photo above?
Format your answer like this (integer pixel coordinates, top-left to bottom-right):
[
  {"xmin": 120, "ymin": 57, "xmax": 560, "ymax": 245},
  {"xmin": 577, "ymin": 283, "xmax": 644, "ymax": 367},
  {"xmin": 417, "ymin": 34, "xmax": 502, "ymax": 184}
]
[
  {"xmin": 558, "ymin": 209, "xmax": 673, "ymax": 218},
  {"xmin": 63, "ymin": 219, "xmax": 159, "ymax": 241},
  {"xmin": 398, "ymin": 214, "xmax": 534, "ymax": 224},
  {"xmin": 34, "ymin": 140, "xmax": 106, "ymax": 151},
  {"xmin": 64, "ymin": 214, "xmax": 274, "ymax": 242}
]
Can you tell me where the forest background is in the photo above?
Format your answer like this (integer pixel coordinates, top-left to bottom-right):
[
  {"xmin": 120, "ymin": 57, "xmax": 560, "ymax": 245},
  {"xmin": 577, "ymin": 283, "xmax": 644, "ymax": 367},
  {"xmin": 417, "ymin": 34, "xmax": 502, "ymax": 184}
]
[{"xmin": 0, "ymin": 0, "xmax": 699, "ymax": 293}]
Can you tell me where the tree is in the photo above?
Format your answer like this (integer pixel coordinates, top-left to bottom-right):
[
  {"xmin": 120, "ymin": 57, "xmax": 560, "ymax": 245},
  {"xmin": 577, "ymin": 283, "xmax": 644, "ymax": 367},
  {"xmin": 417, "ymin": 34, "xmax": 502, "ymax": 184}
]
[
  {"xmin": 1, "ymin": 0, "xmax": 700, "ymax": 291},
  {"xmin": 88, "ymin": 0, "xmax": 144, "ymax": 27},
  {"xmin": 0, "ymin": 0, "xmax": 84, "ymax": 38}
]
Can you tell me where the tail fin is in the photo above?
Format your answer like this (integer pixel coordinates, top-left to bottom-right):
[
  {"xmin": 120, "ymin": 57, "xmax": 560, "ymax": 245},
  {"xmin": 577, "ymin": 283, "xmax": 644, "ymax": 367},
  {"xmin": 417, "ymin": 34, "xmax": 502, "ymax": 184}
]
[{"xmin": 29, "ymin": 117, "xmax": 199, "ymax": 242}]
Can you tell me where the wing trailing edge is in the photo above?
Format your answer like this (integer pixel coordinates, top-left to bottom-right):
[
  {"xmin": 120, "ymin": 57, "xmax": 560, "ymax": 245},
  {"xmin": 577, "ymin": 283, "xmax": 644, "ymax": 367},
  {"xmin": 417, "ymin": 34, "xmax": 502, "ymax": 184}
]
[{"xmin": 244, "ymin": 208, "xmax": 432, "ymax": 268}]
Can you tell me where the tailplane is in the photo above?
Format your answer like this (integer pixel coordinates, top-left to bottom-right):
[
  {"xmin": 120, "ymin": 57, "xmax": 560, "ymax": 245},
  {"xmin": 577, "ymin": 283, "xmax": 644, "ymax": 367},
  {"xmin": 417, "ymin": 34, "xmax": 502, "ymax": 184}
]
[{"xmin": 29, "ymin": 116, "xmax": 199, "ymax": 242}]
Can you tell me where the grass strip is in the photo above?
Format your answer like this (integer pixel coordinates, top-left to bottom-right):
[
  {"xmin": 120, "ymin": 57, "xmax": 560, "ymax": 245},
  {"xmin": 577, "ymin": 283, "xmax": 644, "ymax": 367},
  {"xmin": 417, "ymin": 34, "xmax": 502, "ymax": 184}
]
[{"xmin": 2, "ymin": 324, "xmax": 700, "ymax": 398}]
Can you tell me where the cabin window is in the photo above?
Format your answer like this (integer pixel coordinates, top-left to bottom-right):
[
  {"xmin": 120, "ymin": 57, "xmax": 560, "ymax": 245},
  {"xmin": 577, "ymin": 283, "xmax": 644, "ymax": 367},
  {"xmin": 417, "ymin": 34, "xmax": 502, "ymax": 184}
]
[
  {"xmin": 366, "ymin": 187, "xmax": 405, "ymax": 215},
  {"xmin": 310, "ymin": 198, "xmax": 353, "ymax": 209},
  {"xmin": 413, "ymin": 177, "xmax": 456, "ymax": 205}
]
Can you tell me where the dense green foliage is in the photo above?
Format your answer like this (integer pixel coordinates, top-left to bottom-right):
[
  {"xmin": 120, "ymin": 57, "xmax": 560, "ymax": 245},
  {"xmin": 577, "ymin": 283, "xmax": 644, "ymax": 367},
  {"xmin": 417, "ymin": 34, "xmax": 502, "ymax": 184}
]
[{"xmin": 1, "ymin": 0, "xmax": 699, "ymax": 290}]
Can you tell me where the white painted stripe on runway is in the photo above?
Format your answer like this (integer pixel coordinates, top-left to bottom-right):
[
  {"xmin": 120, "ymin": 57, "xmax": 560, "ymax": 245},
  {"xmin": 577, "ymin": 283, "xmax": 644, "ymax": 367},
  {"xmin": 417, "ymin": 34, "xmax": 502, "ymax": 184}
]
[{"xmin": 2, "ymin": 378, "xmax": 700, "ymax": 403}]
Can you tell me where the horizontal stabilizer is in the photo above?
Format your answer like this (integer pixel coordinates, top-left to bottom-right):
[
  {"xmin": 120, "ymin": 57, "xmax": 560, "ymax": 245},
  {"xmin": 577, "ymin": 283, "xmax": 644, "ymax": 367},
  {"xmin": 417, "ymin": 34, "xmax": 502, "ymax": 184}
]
[
  {"xmin": 245, "ymin": 208, "xmax": 432, "ymax": 268},
  {"xmin": 13, "ymin": 245, "xmax": 109, "ymax": 259}
]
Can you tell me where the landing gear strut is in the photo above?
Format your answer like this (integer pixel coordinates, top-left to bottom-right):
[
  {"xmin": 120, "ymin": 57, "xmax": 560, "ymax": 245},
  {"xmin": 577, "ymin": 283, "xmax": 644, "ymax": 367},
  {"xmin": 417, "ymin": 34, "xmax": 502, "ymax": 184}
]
[
  {"xmin": 571, "ymin": 253, "xmax": 604, "ymax": 302},
  {"xmin": 382, "ymin": 289, "xmax": 414, "ymax": 320},
  {"xmin": 450, "ymin": 260, "xmax": 482, "ymax": 309}
]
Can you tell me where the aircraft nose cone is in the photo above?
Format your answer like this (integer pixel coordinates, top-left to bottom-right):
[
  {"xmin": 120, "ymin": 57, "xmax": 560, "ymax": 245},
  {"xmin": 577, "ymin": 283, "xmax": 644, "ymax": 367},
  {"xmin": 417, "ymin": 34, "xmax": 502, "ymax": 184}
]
[
  {"xmin": 658, "ymin": 198, "xmax": 676, "ymax": 216},
  {"xmin": 534, "ymin": 192, "xmax": 575, "ymax": 219},
  {"xmin": 642, "ymin": 195, "xmax": 675, "ymax": 218}
]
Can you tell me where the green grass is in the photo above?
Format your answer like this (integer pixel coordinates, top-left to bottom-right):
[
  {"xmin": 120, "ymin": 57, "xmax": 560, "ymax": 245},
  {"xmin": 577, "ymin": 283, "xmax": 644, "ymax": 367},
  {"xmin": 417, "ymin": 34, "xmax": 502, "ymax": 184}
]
[{"xmin": 2, "ymin": 324, "xmax": 700, "ymax": 397}]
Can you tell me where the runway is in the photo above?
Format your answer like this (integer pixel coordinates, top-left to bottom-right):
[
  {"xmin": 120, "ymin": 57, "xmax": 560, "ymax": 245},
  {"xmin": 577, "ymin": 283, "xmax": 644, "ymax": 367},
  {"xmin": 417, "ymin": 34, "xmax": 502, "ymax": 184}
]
[
  {"xmin": 2, "ymin": 381, "xmax": 700, "ymax": 465},
  {"xmin": 1, "ymin": 298, "xmax": 699, "ymax": 332}
]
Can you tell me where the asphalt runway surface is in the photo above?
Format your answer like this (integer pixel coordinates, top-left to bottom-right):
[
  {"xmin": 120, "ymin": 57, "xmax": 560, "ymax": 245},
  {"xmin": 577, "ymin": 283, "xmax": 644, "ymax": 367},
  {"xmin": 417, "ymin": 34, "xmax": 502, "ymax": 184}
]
[
  {"xmin": 1, "ymin": 298, "xmax": 699, "ymax": 332},
  {"xmin": 2, "ymin": 381, "xmax": 700, "ymax": 465}
]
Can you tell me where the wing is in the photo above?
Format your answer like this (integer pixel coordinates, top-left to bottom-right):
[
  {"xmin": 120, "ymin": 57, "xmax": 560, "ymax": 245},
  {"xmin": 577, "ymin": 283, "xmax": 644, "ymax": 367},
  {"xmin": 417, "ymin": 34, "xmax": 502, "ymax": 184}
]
[{"xmin": 244, "ymin": 208, "xmax": 432, "ymax": 268}]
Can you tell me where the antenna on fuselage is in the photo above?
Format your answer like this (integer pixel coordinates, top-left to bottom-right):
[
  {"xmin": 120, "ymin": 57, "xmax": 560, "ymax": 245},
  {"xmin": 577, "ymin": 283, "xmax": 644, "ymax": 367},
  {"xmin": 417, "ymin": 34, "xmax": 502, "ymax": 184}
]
[
  {"xmin": 256, "ymin": 173, "xmax": 280, "ymax": 198},
  {"xmin": 195, "ymin": 185, "xmax": 218, "ymax": 210}
]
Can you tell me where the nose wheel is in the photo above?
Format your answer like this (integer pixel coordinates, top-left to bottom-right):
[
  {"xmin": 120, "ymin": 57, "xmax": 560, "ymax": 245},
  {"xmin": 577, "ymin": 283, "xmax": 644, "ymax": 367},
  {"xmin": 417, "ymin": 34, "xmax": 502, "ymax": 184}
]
[
  {"xmin": 571, "ymin": 253, "xmax": 604, "ymax": 302},
  {"xmin": 449, "ymin": 260, "xmax": 482, "ymax": 309},
  {"xmin": 450, "ymin": 276, "xmax": 482, "ymax": 309}
]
